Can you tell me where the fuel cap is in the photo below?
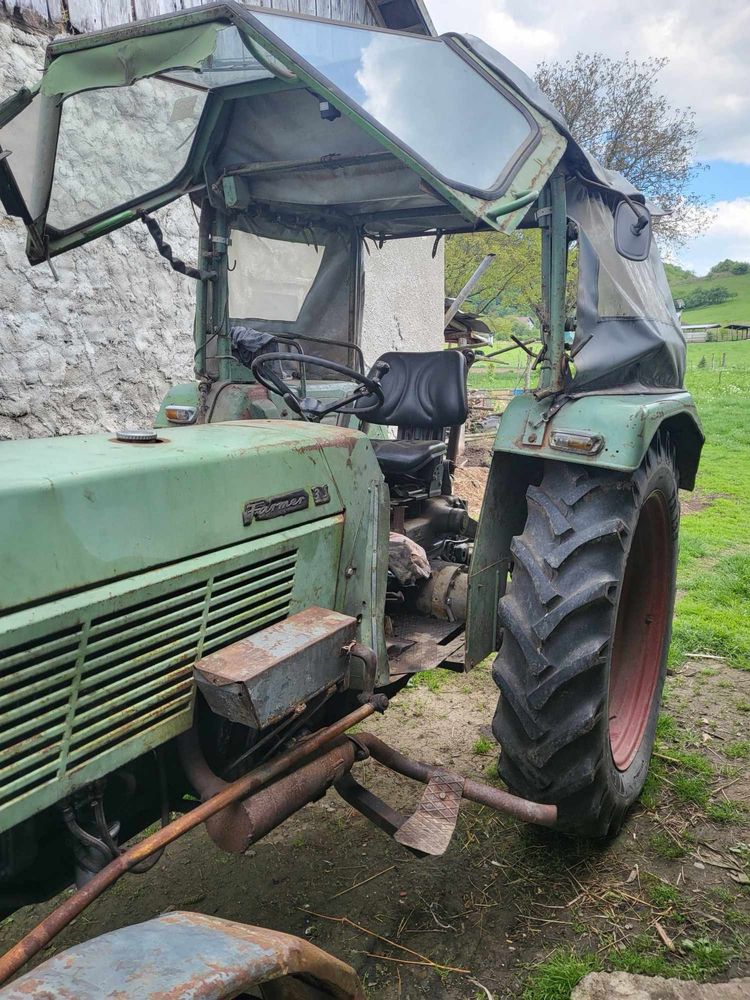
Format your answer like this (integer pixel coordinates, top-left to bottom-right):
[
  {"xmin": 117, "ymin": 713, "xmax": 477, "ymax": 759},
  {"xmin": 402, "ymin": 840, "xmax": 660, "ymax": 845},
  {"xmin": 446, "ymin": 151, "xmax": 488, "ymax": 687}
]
[{"xmin": 115, "ymin": 428, "xmax": 159, "ymax": 444}]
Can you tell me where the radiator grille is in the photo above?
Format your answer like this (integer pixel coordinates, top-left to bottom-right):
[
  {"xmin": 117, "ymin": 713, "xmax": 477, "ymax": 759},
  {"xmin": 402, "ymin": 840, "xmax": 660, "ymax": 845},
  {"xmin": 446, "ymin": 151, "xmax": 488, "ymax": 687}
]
[{"xmin": 0, "ymin": 549, "xmax": 297, "ymax": 828}]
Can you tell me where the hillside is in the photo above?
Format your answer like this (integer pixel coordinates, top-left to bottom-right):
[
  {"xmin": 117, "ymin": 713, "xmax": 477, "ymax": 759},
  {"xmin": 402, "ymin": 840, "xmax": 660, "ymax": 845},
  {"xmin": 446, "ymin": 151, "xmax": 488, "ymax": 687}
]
[{"xmin": 666, "ymin": 264, "xmax": 750, "ymax": 326}]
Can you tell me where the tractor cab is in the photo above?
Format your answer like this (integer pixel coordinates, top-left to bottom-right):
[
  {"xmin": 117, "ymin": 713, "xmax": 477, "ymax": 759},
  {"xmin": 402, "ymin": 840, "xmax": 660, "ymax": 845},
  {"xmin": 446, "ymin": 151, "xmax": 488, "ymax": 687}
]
[{"xmin": 0, "ymin": 2, "xmax": 567, "ymax": 425}]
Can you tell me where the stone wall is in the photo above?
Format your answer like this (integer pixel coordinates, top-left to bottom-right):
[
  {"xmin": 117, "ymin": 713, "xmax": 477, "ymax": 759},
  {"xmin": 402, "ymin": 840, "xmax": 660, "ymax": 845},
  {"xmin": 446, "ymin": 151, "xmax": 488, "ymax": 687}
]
[{"xmin": 0, "ymin": 18, "xmax": 443, "ymax": 439}]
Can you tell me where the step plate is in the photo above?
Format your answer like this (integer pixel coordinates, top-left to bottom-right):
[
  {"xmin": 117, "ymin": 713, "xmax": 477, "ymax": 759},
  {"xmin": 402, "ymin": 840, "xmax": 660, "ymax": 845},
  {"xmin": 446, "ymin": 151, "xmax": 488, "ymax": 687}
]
[{"xmin": 394, "ymin": 770, "xmax": 465, "ymax": 856}]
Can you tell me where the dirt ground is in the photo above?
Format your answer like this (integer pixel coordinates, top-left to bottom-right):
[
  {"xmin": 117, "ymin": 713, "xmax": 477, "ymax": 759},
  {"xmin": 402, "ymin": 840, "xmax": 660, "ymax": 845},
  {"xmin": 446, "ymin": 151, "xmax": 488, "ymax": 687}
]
[
  {"xmin": 2, "ymin": 655, "xmax": 749, "ymax": 997},
  {"xmin": 2, "ymin": 462, "xmax": 749, "ymax": 998}
]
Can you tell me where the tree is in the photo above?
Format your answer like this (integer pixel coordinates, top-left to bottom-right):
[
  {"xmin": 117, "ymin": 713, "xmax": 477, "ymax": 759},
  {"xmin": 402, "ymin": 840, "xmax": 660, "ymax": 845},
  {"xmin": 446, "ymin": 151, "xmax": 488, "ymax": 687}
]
[
  {"xmin": 708, "ymin": 259, "xmax": 750, "ymax": 276},
  {"xmin": 445, "ymin": 230, "xmax": 541, "ymax": 314},
  {"xmin": 445, "ymin": 229, "xmax": 577, "ymax": 328},
  {"xmin": 535, "ymin": 52, "xmax": 710, "ymax": 249}
]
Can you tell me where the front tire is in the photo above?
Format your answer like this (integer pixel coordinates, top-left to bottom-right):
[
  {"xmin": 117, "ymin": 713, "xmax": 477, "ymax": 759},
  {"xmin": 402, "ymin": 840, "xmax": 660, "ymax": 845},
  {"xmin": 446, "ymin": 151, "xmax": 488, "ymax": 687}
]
[{"xmin": 492, "ymin": 434, "xmax": 679, "ymax": 837}]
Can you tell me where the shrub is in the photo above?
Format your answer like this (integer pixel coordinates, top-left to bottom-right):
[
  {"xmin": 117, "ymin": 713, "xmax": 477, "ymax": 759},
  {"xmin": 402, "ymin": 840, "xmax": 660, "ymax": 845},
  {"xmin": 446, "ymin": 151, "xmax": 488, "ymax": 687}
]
[{"xmin": 682, "ymin": 286, "xmax": 736, "ymax": 310}]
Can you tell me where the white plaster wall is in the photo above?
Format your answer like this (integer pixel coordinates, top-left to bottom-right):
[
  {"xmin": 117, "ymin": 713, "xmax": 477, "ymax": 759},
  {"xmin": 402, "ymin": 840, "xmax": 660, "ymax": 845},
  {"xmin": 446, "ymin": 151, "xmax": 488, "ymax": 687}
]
[
  {"xmin": 0, "ymin": 19, "xmax": 444, "ymax": 440},
  {"xmin": 361, "ymin": 237, "xmax": 444, "ymax": 367}
]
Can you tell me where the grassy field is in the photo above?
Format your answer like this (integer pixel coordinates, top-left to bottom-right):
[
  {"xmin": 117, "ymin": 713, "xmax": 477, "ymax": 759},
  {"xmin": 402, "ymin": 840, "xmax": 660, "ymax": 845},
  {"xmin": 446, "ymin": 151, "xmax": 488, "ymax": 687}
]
[
  {"xmin": 670, "ymin": 269, "xmax": 750, "ymax": 325},
  {"xmin": 672, "ymin": 341, "xmax": 750, "ymax": 669},
  {"xmin": 467, "ymin": 344, "xmax": 543, "ymax": 391}
]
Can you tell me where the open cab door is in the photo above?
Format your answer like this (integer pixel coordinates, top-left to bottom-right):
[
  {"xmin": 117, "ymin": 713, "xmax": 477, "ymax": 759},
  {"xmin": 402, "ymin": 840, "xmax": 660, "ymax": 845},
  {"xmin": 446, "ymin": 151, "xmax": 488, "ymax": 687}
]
[
  {"xmin": 0, "ymin": 2, "xmax": 568, "ymax": 265},
  {"xmin": 0, "ymin": 83, "xmax": 49, "ymax": 262}
]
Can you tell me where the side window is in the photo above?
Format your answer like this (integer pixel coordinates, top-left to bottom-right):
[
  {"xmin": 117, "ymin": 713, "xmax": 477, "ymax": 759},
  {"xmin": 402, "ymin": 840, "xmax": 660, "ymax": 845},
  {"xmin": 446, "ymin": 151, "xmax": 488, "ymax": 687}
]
[
  {"xmin": 0, "ymin": 95, "xmax": 44, "ymax": 219},
  {"xmin": 228, "ymin": 230, "xmax": 323, "ymax": 322},
  {"xmin": 46, "ymin": 77, "xmax": 206, "ymax": 232}
]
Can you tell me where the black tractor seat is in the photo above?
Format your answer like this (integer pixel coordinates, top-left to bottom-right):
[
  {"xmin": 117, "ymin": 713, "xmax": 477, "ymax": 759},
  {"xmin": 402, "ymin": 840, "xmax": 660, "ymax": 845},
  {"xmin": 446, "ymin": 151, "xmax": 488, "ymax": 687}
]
[
  {"xmin": 370, "ymin": 438, "xmax": 447, "ymax": 477},
  {"xmin": 357, "ymin": 350, "xmax": 468, "ymax": 489}
]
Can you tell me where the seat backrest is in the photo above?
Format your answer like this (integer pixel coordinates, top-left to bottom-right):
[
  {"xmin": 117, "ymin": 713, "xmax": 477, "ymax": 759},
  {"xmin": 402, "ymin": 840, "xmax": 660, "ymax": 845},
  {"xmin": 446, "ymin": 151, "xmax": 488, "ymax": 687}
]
[{"xmin": 361, "ymin": 351, "xmax": 468, "ymax": 428}]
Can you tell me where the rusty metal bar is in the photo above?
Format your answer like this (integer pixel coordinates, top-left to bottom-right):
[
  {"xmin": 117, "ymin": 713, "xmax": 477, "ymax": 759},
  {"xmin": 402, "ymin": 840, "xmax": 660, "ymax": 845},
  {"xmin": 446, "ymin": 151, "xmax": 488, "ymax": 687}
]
[
  {"xmin": 334, "ymin": 771, "xmax": 407, "ymax": 839},
  {"xmin": 352, "ymin": 733, "xmax": 558, "ymax": 827},
  {"xmin": 0, "ymin": 701, "xmax": 380, "ymax": 987}
]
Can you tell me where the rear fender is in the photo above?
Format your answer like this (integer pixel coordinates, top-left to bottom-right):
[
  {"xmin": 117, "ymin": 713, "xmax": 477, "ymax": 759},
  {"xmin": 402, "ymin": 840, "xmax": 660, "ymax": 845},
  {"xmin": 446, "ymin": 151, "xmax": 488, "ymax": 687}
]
[
  {"xmin": 465, "ymin": 391, "xmax": 703, "ymax": 667},
  {"xmin": 493, "ymin": 391, "xmax": 704, "ymax": 489}
]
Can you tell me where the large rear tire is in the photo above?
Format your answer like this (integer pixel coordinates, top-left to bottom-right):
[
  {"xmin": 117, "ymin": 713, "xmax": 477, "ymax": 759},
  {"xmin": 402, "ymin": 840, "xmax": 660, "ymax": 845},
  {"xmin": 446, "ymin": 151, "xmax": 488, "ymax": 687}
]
[{"xmin": 492, "ymin": 434, "xmax": 679, "ymax": 837}]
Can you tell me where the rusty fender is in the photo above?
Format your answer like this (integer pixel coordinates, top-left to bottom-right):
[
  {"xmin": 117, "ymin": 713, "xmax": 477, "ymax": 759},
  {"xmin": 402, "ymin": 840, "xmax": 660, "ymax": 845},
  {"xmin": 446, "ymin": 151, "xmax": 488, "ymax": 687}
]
[
  {"xmin": 178, "ymin": 729, "xmax": 362, "ymax": 853},
  {"xmin": 0, "ymin": 912, "xmax": 365, "ymax": 1000},
  {"xmin": 351, "ymin": 733, "xmax": 558, "ymax": 827}
]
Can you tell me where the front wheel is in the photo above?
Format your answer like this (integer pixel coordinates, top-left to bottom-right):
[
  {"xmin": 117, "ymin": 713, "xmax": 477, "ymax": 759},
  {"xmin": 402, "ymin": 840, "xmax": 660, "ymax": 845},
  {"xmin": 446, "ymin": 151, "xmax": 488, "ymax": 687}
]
[{"xmin": 492, "ymin": 434, "xmax": 679, "ymax": 837}]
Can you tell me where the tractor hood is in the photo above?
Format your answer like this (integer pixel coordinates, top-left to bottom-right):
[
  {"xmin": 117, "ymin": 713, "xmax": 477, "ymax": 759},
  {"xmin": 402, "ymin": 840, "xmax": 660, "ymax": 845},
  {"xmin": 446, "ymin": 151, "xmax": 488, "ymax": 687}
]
[{"xmin": 0, "ymin": 420, "xmax": 377, "ymax": 614}]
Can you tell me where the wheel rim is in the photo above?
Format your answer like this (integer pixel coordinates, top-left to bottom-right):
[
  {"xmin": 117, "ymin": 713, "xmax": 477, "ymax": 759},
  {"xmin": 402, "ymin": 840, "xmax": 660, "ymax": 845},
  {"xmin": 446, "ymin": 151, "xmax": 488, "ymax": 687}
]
[{"xmin": 609, "ymin": 490, "xmax": 672, "ymax": 771}]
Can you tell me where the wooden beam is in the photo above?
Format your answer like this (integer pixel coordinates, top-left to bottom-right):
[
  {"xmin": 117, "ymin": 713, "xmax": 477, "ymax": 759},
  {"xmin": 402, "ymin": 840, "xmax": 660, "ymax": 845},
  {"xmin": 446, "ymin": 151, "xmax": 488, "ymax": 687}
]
[{"xmin": 364, "ymin": 0, "xmax": 386, "ymax": 26}]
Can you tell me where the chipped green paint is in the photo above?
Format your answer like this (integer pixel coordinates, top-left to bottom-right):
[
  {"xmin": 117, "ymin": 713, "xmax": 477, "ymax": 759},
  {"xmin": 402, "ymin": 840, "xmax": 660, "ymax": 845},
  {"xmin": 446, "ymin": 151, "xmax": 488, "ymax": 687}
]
[{"xmin": 494, "ymin": 390, "xmax": 704, "ymax": 485}]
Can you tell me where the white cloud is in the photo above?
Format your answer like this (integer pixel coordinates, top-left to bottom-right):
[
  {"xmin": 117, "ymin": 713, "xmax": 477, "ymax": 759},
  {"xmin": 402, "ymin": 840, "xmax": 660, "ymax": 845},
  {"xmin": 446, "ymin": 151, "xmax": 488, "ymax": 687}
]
[
  {"xmin": 481, "ymin": 10, "xmax": 559, "ymax": 68},
  {"xmin": 425, "ymin": 0, "xmax": 750, "ymax": 164},
  {"xmin": 677, "ymin": 198, "xmax": 750, "ymax": 275}
]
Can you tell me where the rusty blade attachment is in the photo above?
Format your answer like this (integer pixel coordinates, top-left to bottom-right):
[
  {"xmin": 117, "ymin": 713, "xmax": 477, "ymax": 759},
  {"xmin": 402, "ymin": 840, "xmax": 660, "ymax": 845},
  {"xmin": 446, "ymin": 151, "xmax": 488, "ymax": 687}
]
[{"xmin": 338, "ymin": 732, "xmax": 557, "ymax": 855}]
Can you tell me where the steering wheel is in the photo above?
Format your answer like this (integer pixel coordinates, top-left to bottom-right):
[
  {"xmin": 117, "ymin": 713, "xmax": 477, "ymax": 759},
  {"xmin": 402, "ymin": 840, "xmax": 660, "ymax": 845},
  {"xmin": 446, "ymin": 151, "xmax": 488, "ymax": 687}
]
[{"xmin": 251, "ymin": 353, "xmax": 389, "ymax": 422}]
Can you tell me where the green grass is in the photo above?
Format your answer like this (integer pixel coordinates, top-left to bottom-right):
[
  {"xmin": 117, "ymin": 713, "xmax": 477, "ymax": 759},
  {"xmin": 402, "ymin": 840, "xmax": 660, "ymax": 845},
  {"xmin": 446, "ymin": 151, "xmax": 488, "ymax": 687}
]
[
  {"xmin": 669, "ymin": 268, "xmax": 750, "ymax": 325},
  {"xmin": 706, "ymin": 800, "xmax": 746, "ymax": 823},
  {"xmin": 523, "ymin": 951, "xmax": 601, "ymax": 1000},
  {"xmin": 408, "ymin": 668, "xmax": 451, "ymax": 693},
  {"xmin": 656, "ymin": 712, "xmax": 680, "ymax": 741},
  {"xmin": 472, "ymin": 735, "xmax": 494, "ymax": 755},
  {"xmin": 467, "ymin": 343, "xmax": 541, "ymax": 391},
  {"xmin": 646, "ymin": 880, "xmax": 684, "ymax": 910},
  {"xmin": 672, "ymin": 773, "xmax": 710, "ymax": 807},
  {"xmin": 669, "ymin": 341, "xmax": 750, "ymax": 671},
  {"xmin": 663, "ymin": 749, "xmax": 713, "ymax": 777},
  {"xmin": 724, "ymin": 740, "xmax": 750, "ymax": 759},
  {"xmin": 523, "ymin": 936, "xmax": 732, "ymax": 998},
  {"xmin": 649, "ymin": 831, "xmax": 688, "ymax": 860}
]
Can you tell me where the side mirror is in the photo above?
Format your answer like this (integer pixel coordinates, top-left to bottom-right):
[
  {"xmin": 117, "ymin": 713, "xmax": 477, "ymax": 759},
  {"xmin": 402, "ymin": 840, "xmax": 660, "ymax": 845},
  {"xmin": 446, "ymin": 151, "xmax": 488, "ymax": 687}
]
[{"xmin": 614, "ymin": 200, "xmax": 652, "ymax": 261}]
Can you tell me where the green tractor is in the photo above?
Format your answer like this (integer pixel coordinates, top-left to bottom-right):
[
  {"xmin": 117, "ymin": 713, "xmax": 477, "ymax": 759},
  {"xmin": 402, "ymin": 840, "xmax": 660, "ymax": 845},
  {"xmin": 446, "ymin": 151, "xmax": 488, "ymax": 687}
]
[{"xmin": 0, "ymin": 3, "xmax": 703, "ymax": 990}]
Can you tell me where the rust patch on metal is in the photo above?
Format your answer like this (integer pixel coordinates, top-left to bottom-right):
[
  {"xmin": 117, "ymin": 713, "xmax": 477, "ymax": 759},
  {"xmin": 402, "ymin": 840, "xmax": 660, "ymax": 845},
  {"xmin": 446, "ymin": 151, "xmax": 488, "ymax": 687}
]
[
  {"xmin": 195, "ymin": 607, "xmax": 357, "ymax": 729},
  {"xmin": 0, "ymin": 911, "xmax": 365, "ymax": 999},
  {"xmin": 179, "ymin": 732, "xmax": 358, "ymax": 854}
]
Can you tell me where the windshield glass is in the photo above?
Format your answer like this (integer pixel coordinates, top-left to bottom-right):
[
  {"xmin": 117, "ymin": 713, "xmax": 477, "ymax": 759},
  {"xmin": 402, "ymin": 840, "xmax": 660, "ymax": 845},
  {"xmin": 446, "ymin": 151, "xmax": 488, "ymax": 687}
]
[
  {"xmin": 253, "ymin": 13, "xmax": 537, "ymax": 195},
  {"xmin": 47, "ymin": 77, "xmax": 206, "ymax": 232}
]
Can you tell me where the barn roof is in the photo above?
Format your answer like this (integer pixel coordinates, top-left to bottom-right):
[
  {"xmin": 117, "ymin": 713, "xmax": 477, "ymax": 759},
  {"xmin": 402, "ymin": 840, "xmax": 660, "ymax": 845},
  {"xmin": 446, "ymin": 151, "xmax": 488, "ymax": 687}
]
[{"xmin": 371, "ymin": 0, "xmax": 435, "ymax": 35}]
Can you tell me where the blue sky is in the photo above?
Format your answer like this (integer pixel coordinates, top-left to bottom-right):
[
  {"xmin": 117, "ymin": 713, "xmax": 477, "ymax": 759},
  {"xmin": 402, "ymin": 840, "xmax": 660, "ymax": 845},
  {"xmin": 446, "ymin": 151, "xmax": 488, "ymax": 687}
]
[
  {"xmin": 691, "ymin": 162, "xmax": 750, "ymax": 205},
  {"xmin": 424, "ymin": 0, "xmax": 750, "ymax": 276}
]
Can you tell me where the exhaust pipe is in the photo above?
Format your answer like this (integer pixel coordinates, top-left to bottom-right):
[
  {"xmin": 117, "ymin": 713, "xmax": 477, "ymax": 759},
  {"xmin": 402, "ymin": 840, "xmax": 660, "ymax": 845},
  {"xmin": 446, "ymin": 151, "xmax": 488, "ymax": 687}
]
[{"xmin": 178, "ymin": 730, "xmax": 360, "ymax": 853}]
